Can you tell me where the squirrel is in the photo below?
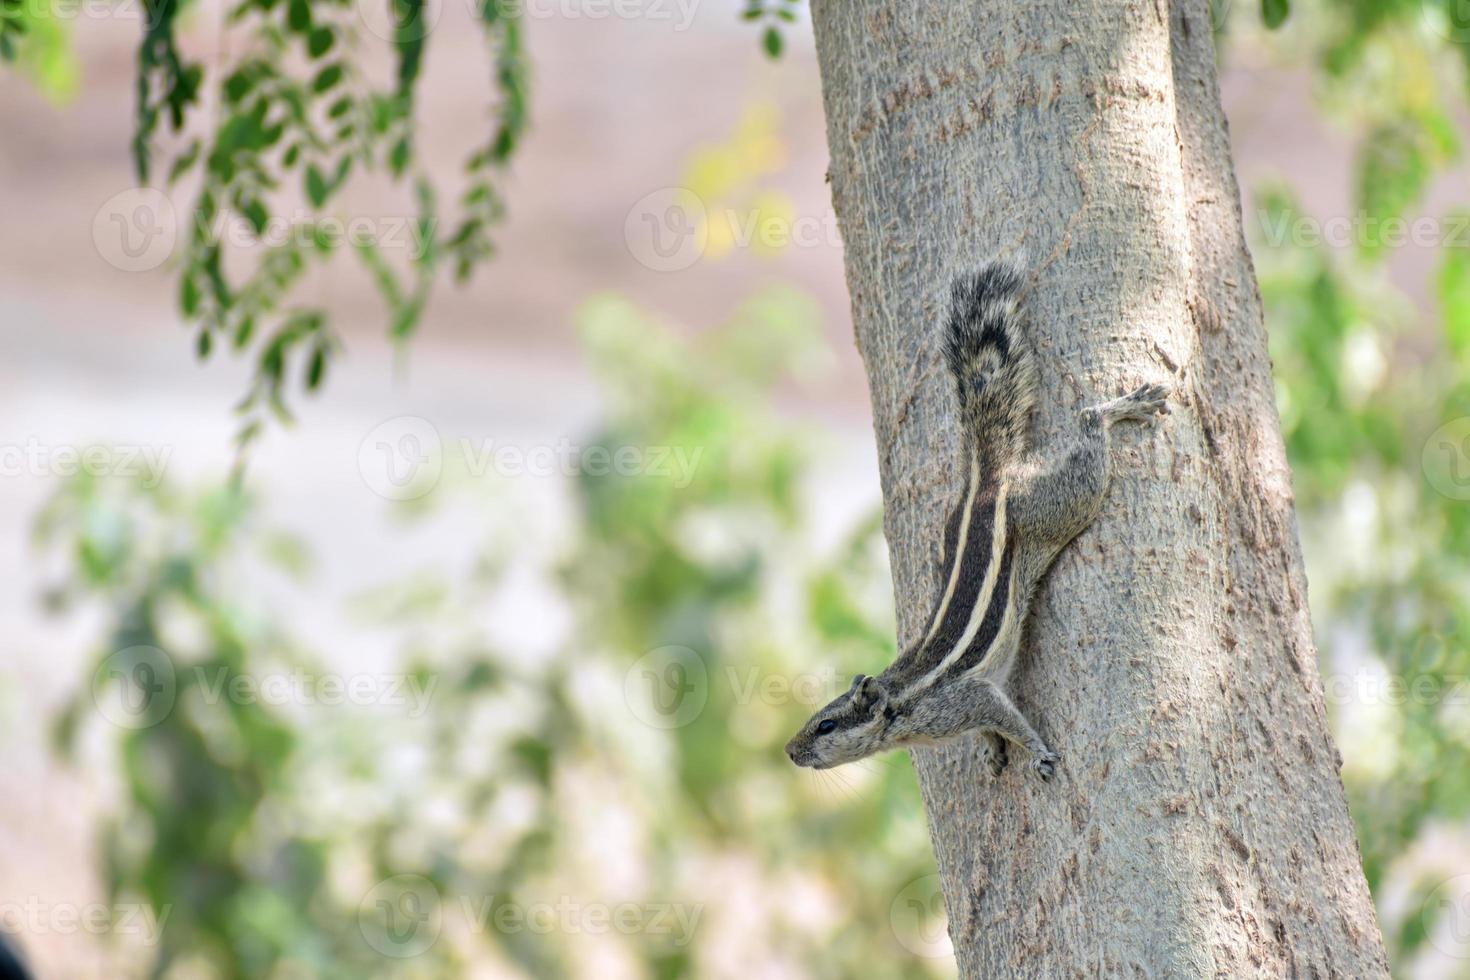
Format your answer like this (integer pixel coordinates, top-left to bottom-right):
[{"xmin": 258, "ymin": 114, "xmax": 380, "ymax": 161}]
[{"xmin": 785, "ymin": 262, "xmax": 1170, "ymax": 780}]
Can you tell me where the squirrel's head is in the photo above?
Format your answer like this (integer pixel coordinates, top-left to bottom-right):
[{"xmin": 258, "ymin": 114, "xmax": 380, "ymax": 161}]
[{"xmin": 785, "ymin": 674, "xmax": 892, "ymax": 769}]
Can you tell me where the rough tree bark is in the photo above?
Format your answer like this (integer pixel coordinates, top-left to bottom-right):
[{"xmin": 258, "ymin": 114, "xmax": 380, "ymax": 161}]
[{"xmin": 807, "ymin": 0, "xmax": 1390, "ymax": 976}]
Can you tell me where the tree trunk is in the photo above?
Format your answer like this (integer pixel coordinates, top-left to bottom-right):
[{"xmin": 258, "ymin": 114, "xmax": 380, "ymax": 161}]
[{"xmin": 807, "ymin": 0, "xmax": 1391, "ymax": 976}]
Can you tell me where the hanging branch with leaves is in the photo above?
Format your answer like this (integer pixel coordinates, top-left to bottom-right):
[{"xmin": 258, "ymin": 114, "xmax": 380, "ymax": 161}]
[{"xmin": 128, "ymin": 0, "xmax": 528, "ymax": 459}]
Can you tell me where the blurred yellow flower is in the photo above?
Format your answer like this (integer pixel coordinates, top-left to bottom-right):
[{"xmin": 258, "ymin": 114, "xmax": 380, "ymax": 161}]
[{"xmin": 681, "ymin": 103, "xmax": 795, "ymax": 262}]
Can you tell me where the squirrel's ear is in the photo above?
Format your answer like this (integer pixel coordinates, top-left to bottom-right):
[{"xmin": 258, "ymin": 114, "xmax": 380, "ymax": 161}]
[{"xmin": 854, "ymin": 674, "xmax": 887, "ymax": 709}]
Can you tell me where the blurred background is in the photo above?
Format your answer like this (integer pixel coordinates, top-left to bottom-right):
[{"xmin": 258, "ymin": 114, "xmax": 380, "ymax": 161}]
[{"xmin": 3, "ymin": 0, "xmax": 1470, "ymax": 976}]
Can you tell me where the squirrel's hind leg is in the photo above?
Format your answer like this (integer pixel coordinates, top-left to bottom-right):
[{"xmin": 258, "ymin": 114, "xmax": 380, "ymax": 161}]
[
  {"xmin": 1009, "ymin": 382, "xmax": 1170, "ymax": 545},
  {"xmin": 1097, "ymin": 382, "xmax": 1171, "ymax": 425}
]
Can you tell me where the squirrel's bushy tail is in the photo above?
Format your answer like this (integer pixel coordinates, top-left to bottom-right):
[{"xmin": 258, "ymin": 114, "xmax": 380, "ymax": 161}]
[{"xmin": 943, "ymin": 262, "xmax": 1038, "ymax": 473}]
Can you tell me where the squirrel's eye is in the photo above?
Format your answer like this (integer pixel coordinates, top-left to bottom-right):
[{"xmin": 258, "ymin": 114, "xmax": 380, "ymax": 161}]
[{"xmin": 816, "ymin": 719, "xmax": 836, "ymax": 735}]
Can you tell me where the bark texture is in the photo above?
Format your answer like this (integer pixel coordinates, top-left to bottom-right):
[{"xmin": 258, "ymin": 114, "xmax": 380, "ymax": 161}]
[{"xmin": 807, "ymin": 0, "xmax": 1391, "ymax": 976}]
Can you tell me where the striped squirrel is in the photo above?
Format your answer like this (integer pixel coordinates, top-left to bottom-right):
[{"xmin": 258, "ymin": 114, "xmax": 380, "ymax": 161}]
[{"xmin": 785, "ymin": 263, "xmax": 1169, "ymax": 780}]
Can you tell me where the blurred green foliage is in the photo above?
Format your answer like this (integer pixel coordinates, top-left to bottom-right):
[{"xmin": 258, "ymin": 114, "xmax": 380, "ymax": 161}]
[
  {"xmin": 147, "ymin": 0, "xmax": 526, "ymax": 455},
  {"xmin": 1254, "ymin": 189, "xmax": 1470, "ymax": 970},
  {"xmin": 0, "ymin": 0, "xmax": 76, "ymax": 98},
  {"xmin": 41, "ymin": 290, "xmax": 948, "ymax": 978},
  {"xmin": 0, "ymin": 0, "xmax": 784, "ymax": 455},
  {"xmin": 1234, "ymin": 0, "xmax": 1470, "ymax": 970}
]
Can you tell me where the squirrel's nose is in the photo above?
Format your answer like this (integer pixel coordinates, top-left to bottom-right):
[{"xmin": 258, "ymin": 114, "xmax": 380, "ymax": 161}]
[{"xmin": 784, "ymin": 742, "xmax": 799, "ymax": 762}]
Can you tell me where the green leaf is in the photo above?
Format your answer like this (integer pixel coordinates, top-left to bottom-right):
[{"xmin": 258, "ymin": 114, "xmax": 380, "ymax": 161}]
[
  {"xmin": 389, "ymin": 136, "xmax": 411, "ymax": 177},
  {"xmin": 1262, "ymin": 0, "xmax": 1288, "ymax": 28},
  {"xmin": 305, "ymin": 164, "xmax": 328, "ymax": 206},
  {"xmin": 303, "ymin": 222, "xmax": 333, "ymax": 252},
  {"xmin": 242, "ymin": 198, "xmax": 269, "ymax": 235},
  {"xmin": 762, "ymin": 25, "xmax": 782, "ymax": 58},
  {"xmin": 287, "ymin": 0, "xmax": 311, "ymax": 32},
  {"xmin": 196, "ymin": 328, "xmax": 212, "ymax": 359},
  {"xmin": 233, "ymin": 316, "xmax": 256, "ymax": 349},
  {"xmin": 167, "ymin": 140, "xmax": 201, "ymax": 184},
  {"xmin": 1439, "ymin": 241, "xmax": 1470, "ymax": 359},
  {"xmin": 223, "ymin": 70, "xmax": 253, "ymax": 105},
  {"xmin": 261, "ymin": 339, "xmax": 285, "ymax": 383},
  {"xmin": 181, "ymin": 274, "xmax": 200, "ymax": 317},
  {"xmin": 307, "ymin": 27, "xmax": 333, "ymax": 58},
  {"xmin": 391, "ymin": 302, "xmax": 421, "ymax": 339},
  {"xmin": 312, "ymin": 64, "xmax": 343, "ymax": 94},
  {"xmin": 305, "ymin": 343, "xmax": 326, "ymax": 390}
]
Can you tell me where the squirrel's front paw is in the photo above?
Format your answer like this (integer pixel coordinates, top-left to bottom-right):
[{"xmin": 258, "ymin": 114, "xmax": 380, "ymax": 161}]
[
  {"xmin": 1117, "ymin": 382, "xmax": 1171, "ymax": 420},
  {"xmin": 1031, "ymin": 751, "xmax": 1059, "ymax": 782}
]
